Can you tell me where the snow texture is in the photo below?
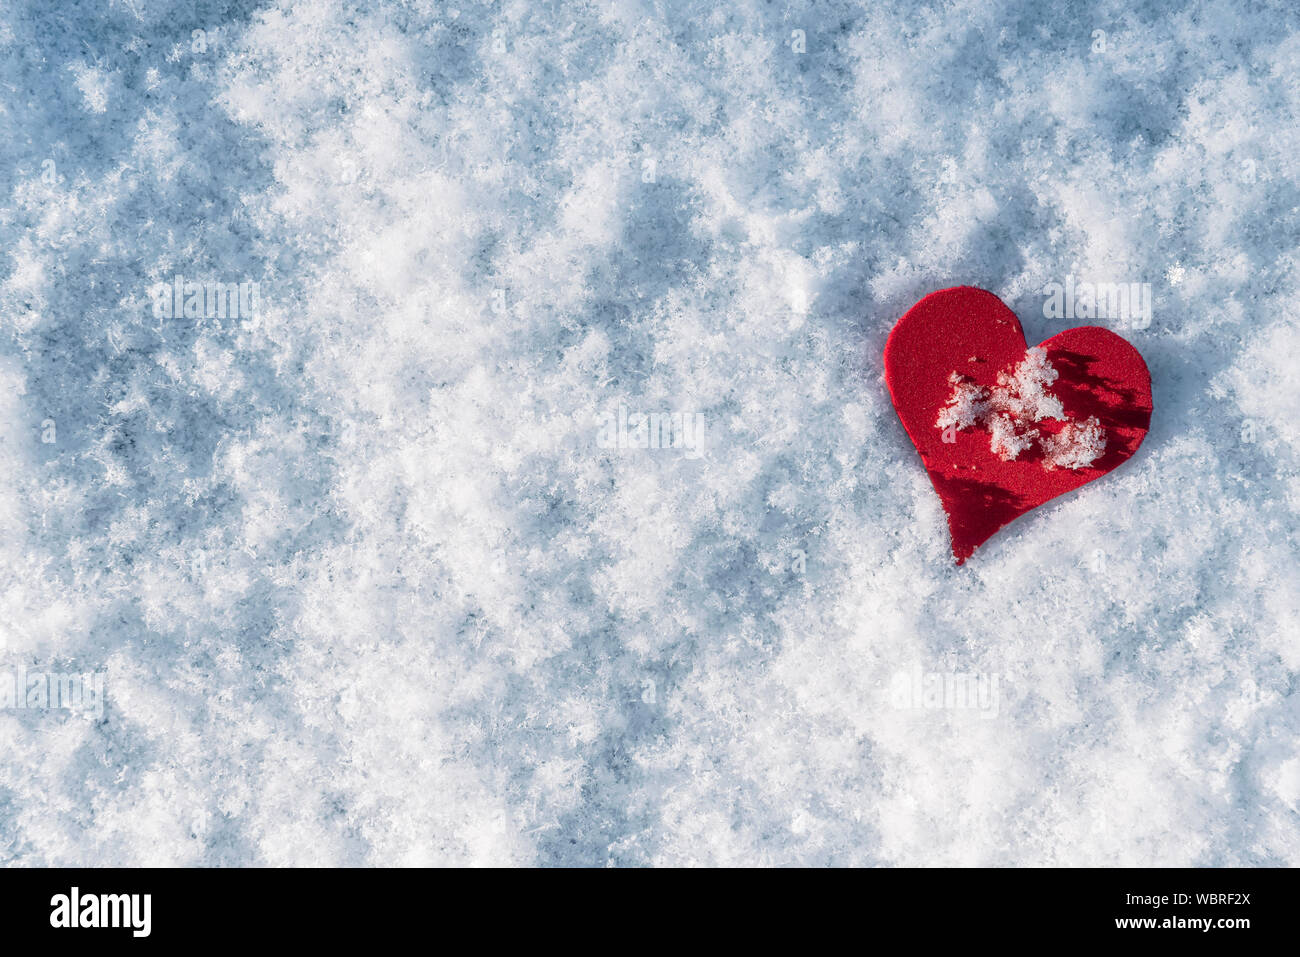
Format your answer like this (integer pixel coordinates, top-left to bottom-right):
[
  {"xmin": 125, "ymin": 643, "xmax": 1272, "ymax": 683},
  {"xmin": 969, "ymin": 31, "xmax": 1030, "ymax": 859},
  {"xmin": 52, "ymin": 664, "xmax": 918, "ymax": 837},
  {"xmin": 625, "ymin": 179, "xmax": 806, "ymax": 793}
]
[{"xmin": 1, "ymin": 0, "xmax": 1298, "ymax": 867}]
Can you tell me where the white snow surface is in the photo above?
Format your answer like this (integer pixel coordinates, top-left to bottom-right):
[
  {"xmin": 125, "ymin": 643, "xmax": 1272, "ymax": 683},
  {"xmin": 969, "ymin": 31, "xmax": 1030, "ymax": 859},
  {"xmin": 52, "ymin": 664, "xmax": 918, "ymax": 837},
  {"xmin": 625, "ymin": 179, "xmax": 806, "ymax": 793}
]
[{"xmin": 0, "ymin": 0, "xmax": 1298, "ymax": 866}]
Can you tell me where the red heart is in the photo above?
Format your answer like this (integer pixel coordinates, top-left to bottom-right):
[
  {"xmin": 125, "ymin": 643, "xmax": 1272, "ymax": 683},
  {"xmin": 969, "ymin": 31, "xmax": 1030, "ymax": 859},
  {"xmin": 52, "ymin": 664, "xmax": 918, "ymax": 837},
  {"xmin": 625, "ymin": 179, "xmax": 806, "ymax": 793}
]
[{"xmin": 884, "ymin": 286, "xmax": 1152, "ymax": 564}]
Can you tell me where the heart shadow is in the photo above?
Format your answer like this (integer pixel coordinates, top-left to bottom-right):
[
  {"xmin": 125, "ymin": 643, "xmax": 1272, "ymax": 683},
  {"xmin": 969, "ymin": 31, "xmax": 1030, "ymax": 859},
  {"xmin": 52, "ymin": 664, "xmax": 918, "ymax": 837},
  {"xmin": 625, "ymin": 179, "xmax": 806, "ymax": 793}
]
[{"xmin": 929, "ymin": 473, "xmax": 1032, "ymax": 564}]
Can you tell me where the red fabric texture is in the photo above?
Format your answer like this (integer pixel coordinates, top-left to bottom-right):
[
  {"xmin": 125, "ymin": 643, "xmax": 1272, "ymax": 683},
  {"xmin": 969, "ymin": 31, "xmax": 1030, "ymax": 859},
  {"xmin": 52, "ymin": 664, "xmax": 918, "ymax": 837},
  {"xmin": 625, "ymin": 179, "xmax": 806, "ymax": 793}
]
[{"xmin": 884, "ymin": 286, "xmax": 1153, "ymax": 564}]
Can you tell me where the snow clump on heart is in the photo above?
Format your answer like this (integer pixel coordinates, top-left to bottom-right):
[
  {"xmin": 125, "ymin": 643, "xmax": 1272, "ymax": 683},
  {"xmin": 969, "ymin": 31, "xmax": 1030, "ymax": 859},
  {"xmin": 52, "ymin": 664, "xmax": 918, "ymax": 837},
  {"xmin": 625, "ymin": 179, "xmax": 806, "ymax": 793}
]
[{"xmin": 936, "ymin": 348, "xmax": 1107, "ymax": 470}]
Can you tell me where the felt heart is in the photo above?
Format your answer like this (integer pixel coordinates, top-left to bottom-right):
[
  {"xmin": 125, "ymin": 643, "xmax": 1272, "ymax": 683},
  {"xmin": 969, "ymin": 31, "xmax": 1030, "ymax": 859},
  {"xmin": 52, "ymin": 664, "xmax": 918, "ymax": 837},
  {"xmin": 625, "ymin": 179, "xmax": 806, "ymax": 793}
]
[{"xmin": 884, "ymin": 286, "xmax": 1152, "ymax": 564}]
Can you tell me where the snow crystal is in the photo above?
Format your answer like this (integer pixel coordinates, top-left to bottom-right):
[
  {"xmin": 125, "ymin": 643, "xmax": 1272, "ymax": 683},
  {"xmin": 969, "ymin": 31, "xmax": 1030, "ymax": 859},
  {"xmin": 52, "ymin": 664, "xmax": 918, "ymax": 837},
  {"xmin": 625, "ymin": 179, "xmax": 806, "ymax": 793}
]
[
  {"xmin": 991, "ymin": 348, "xmax": 1066, "ymax": 425},
  {"xmin": 936, "ymin": 349, "xmax": 1103, "ymax": 466},
  {"xmin": 935, "ymin": 372, "xmax": 989, "ymax": 431},
  {"xmin": 1041, "ymin": 416, "xmax": 1108, "ymax": 471},
  {"xmin": 987, "ymin": 413, "xmax": 1040, "ymax": 462}
]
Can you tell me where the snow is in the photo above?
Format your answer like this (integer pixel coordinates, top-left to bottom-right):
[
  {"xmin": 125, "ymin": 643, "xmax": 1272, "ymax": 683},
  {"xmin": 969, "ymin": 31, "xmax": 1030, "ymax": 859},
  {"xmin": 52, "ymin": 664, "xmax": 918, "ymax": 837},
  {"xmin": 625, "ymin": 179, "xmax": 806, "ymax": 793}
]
[
  {"xmin": 936, "ymin": 371, "xmax": 991, "ymax": 432},
  {"xmin": 936, "ymin": 348, "xmax": 1103, "ymax": 466},
  {"xmin": 987, "ymin": 411, "xmax": 1040, "ymax": 462},
  {"xmin": 1042, "ymin": 415, "xmax": 1107, "ymax": 471},
  {"xmin": 993, "ymin": 347, "xmax": 1066, "ymax": 426},
  {"xmin": 0, "ymin": 0, "xmax": 1297, "ymax": 867}
]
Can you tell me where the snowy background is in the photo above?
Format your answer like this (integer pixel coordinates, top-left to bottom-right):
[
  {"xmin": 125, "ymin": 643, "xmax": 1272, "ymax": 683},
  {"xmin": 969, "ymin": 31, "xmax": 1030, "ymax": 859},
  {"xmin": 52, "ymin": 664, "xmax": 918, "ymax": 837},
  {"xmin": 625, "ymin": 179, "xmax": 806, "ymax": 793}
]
[{"xmin": 1, "ymin": 0, "xmax": 1298, "ymax": 866}]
